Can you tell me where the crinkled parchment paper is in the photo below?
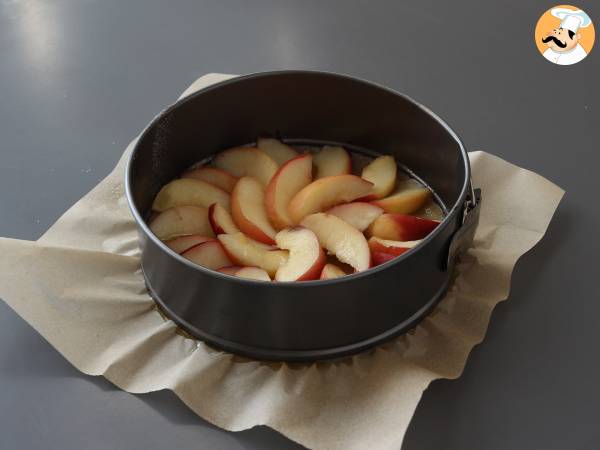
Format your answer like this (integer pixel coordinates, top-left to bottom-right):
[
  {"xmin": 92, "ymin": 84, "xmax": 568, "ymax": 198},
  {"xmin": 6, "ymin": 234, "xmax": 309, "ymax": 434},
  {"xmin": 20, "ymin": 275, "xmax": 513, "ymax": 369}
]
[{"xmin": 0, "ymin": 74, "xmax": 564, "ymax": 450}]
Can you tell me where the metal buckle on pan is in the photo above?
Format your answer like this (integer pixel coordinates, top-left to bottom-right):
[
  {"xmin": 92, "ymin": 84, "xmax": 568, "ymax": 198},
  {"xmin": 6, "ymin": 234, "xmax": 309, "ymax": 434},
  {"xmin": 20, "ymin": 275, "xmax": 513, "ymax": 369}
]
[
  {"xmin": 447, "ymin": 183, "xmax": 482, "ymax": 271},
  {"xmin": 462, "ymin": 181, "xmax": 479, "ymax": 224}
]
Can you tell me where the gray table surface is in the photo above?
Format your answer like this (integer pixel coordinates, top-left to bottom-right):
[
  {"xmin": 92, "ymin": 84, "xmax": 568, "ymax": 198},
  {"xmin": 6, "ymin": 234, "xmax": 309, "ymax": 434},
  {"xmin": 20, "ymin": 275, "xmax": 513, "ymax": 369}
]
[{"xmin": 1, "ymin": 1, "xmax": 598, "ymax": 449}]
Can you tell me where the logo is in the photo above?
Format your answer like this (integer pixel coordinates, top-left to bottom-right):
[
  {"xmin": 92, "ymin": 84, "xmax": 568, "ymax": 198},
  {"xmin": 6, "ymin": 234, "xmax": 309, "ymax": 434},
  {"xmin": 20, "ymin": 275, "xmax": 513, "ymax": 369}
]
[{"xmin": 535, "ymin": 5, "xmax": 595, "ymax": 65}]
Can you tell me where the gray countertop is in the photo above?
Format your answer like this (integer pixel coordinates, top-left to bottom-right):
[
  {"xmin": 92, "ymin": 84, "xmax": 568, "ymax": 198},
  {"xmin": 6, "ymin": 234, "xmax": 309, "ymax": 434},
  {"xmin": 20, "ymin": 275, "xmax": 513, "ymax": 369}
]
[{"xmin": 1, "ymin": 1, "xmax": 598, "ymax": 449}]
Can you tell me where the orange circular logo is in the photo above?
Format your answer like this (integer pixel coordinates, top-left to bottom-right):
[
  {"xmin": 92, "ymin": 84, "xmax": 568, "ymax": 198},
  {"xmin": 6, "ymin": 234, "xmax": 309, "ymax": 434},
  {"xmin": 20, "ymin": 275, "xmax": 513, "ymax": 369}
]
[{"xmin": 535, "ymin": 5, "xmax": 595, "ymax": 65}]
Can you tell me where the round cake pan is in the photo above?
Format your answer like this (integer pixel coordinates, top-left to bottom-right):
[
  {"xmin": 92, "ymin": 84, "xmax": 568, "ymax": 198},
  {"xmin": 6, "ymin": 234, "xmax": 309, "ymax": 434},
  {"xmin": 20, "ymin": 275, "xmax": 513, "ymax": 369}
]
[{"xmin": 125, "ymin": 70, "xmax": 481, "ymax": 362}]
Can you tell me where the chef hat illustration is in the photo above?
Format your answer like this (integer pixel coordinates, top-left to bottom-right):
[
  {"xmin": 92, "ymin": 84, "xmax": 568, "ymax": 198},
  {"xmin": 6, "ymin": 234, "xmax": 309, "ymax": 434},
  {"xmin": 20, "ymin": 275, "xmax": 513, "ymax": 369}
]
[{"xmin": 551, "ymin": 8, "xmax": 592, "ymax": 33}]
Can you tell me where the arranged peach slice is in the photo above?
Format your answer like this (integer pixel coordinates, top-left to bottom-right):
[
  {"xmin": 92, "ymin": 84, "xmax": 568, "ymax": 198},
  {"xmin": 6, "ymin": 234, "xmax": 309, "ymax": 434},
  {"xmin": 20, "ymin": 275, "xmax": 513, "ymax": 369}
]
[
  {"xmin": 217, "ymin": 265, "xmax": 271, "ymax": 281},
  {"xmin": 313, "ymin": 146, "xmax": 351, "ymax": 179},
  {"xmin": 368, "ymin": 237, "xmax": 422, "ymax": 257},
  {"xmin": 181, "ymin": 167, "xmax": 238, "ymax": 193},
  {"xmin": 235, "ymin": 267, "xmax": 271, "ymax": 281},
  {"xmin": 371, "ymin": 251, "xmax": 396, "ymax": 266},
  {"xmin": 217, "ymin": 266, "xmax": 243, "ymax": 275},
  {"xmin": 361, "ymin": 155, "xmax": 397, "ymax": 200},
  {"xmin": 320, "ymin": 263, "xmax": 347, "ymax": 280},
  {"xmin": 326, "ymin": 202, "xmax": 383, "ymax": 231},
  {"xmin": 257, "ymin": 137, "xmax": 299, "ymax": 165},
  {"xmin": 367, "ymin": 214, "xmax": 440, "ymax": 241},
  {"xmin": 181, "ymin": 240, "xmax": 233, "ymax": 270},
  {"xmin": 275, "ymin": 227, "xmax": 326, "ymax": 282},
  {"xmin": 208, "ymin": 203, "xmax": 239, "ymax": 235},
  {"xmin": 265, "ymin": 154, "xmax": 313, "ymax": 229},
  {"xmin": 300, "ymin": 213, "xmax": 370, "ymax": 272},
  {"xmin": 152, "ymin": 178, "xmax": 230, "ymax": 212},
  {"xmin": 371, "ymin": 186, "xmax": 431, "ymax": 214},
  {"xmin": 212, "ymin": 146, "xmax": 278, "ymax": 186},
  {"xmin": 231, "ymin": 177, "xmax": 277, "ymax": 244},
  {"xmin": 218, "ymin": 232, "xmax": 288, "ymax": 277},
  {"xmin": 288, "ymin": 175, "xmax": 373, "ymax": 224},
  {"xmin": 149, "ymin": 206, "xmax": 215, "ymax": 240},
  {"xmin": 164, "ymin": 234, "xmax": 213, "ymax": 254}
]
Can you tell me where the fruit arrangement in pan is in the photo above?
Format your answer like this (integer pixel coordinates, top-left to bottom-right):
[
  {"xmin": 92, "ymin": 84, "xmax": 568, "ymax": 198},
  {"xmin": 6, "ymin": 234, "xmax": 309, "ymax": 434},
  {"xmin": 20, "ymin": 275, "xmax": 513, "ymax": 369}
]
[{"xmin": 149, "ymin": 138, "xmax": 443, "ymax": 282}]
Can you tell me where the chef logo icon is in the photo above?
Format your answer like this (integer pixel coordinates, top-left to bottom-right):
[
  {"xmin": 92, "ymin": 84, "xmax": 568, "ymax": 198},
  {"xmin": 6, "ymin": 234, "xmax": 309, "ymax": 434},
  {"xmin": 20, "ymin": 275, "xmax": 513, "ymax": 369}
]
[{"xmin": 535, "ymin": 5, "xmax": 595, "ymax": 65}]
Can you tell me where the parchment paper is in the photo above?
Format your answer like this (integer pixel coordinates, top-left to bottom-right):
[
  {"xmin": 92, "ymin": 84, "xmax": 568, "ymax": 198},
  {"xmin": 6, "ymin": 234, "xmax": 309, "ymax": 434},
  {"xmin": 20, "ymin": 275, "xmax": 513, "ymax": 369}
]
[{"xmin": 0, "ymin": 74, "xmax": 564, "ymax": 450}]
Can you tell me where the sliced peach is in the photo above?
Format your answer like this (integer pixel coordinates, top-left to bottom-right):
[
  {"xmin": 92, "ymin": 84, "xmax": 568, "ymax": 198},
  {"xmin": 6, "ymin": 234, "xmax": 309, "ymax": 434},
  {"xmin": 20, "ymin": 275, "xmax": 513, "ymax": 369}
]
[
  {"xmin": 368, "ymin": 237, "xmax": 422, "ymax": 256},
  {"xmin": 367, "ymin": 214, "xmax": 440, "ymax": 241},
  {"xmin": 361, "ymin": 155, "xmax": 397, "ymax": 199},
  {"xmin": 217, "ymin": 265, "xmax": 271, "ymax": 281},
  {"xmin": 313, "ymin": 146, "xmax": 351, "ymax": 179},
  {"xmin": 164, "ymin": 234, "xmax": 213, "ymax": 254},
  {"xmin": 208, "ymin": 203, "xmax": 239, "ymax": 235},
  {"xmin": 218, "ymin": 232, "xmax": 288, "ymax": 277},
  {"xmin": 149, "ymin": 206, "xmax": 215, "ymax": 240},
  {"xmin": 181, "ymin": 167, "xmax": 238, "ymax": 193},
  {"xmin": 300, "ymin": 213, "xmax": 370, "ymax": 272},
  {"xmin": 275, "ymin": 227, "xmax": 326, "ymax": 282},
  {"xmin": 231, "ymin": 177, "xmax": 277, "ymax": 244},
  {"xmin": 235, "ymin": 267, "xmax": 271, "ymax": 281},
  {"xmin": 320, "ymin": 263, "xmax": 347, "ymax": 280},
  {"xmin": 371, "ymin": 186, "xmax": 431, "ymax": 214},
  {"xmin": 257, "ymin": 137, "xmax": 299, "ymax": 165},
  {"xmin": 371, "ymin": 251, "xmax": 396, "ymax": 266},
  {"xmin": 212, "ymin": 146, "xmax": 278, "ymax": 186},
  {"xmin": 265, "ymin": 154, "xmax": 313, "ymax": 229},
  {"xmin": 152, "ymin": 178, "xmax": 230, "ymax": 212},
  {"xmin": 288, "ymin": 175, "xmax": 373, "ymax": 224},
  {"xmin": 217, "ymin": 266, "xmax": 243, "ymax": 275},
  {"xmin": 326, "ymin": 202, "xmax": 383, "ymax": 231},
  {"xmin": 181, "ymin": 240, "xmax": 233, "ymax": 270}
]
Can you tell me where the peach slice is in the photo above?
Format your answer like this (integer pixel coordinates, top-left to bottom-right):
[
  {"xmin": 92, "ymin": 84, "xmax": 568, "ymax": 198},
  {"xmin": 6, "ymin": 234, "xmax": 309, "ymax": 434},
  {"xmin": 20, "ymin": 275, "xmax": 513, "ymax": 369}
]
[
  {"xmin": 212, "ymin": 146, "xmax": 278, "ymax": 186},
  {"xmin": 257, "ymin": 137, "xmax": 299, "ymax": 165},
  {"xmin": 367, "ymin": 214, "xmax": 440, "ymax": 241},
  {"xmin": 265, "ymin": 154, "xmax": 313, "ymax": 229},
  {"xmin": 274, "ymin": 227, "xmax": 326, "ymax": 281},
  {"xmin": 371, "ymin": 251, "xmax": 396, "ymax": 266},
  {"xmin": 361, "ymin": 155, "xmax": 397, "ymax": 199},
  {"xmin": 326, "ymin": 202, "xmax": 383, "ymax": 231},
  {"xmin": 320, "ymin": 263, "xmax": 347, "ymax": 280},
  {"xmin": 152, "ymin": 178, "xmax": 230, "ymax": 212},
  {"xmin": 313, "ymin": 146, "xmax": 351, "ymax": 179},
  {"xmin": 181, "ymin": 240, "xmax": 233, "ymax": 270},
  {"xmin": 300, "ymin": 213, "xmax": 370, "ymax": 272},
  {"xmin": 371, "ymin": 186, "xmax": 431, "ymax": 214},
  {"xmin": 231, "ymin": 177, "xmax": 277, "ymax": 244},
  {"xmin": 208, "ymin": 203, "xmax": 239, "ymax": 235},
  {"xmin": 149, "ymin": 206, "xmax": 215, "ymax": 240},
  {"xmin": 288, "ymin": 175, "xmax": 373, "ymax": 224},
  {"xmin": 217, "ymin": 265, "xmax": 271, "ymax": 281},
  {"xmin": 235, "ymin": 267, "xmax": 271, "ymax": 281},
  {"xmin": 164, "ymin": 234, "xmax": 213, "ymax": 254},
  {"xmin": 368, "ymin": 237, "xmax": 422, "ymax": 256},
  {"xmin": 217, "ymin": 266, "xmax": 243, "ymax": 275},
  {"xmin": 181, "ymin": 167, "xmax": 238, "ymax": 193},
  {"xmin": 218, "ymin": 232, "xmax": 288, "ymax": 277}
]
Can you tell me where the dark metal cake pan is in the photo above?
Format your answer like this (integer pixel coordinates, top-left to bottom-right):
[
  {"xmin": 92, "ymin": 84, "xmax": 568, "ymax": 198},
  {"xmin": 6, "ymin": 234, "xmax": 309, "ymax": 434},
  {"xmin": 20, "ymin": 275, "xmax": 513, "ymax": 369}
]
[{"xmin": 125, "ymin": 70, "xmax": 480, "ymax": 362}]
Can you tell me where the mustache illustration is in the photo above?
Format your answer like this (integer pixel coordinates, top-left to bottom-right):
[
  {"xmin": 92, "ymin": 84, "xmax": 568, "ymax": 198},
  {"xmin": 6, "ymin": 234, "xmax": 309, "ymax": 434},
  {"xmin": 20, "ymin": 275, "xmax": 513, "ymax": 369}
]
[{"xmin": 542, "ymin": 35, "xmax": 567, "ymax": 48}]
